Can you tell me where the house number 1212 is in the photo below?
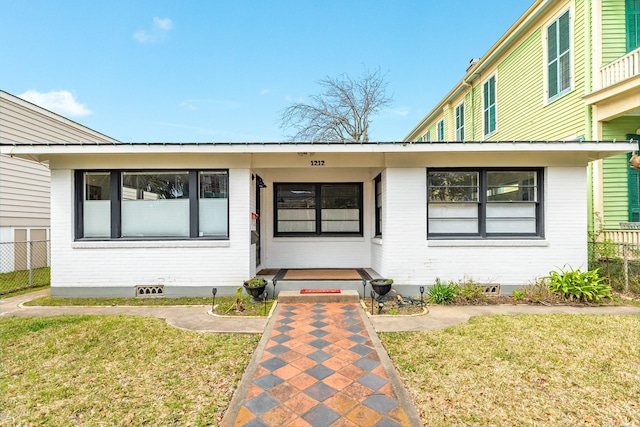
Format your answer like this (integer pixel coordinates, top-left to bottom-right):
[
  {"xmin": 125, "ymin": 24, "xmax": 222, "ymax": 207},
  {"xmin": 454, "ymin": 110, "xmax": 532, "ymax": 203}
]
[{"xmin": 310, "ymin": 160, "xmax": 325, "ymax": 166}]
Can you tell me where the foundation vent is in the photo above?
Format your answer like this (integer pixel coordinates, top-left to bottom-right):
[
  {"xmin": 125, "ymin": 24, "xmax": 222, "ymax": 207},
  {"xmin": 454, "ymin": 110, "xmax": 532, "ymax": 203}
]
[
  {"xmin": 479, "ymin": 284, "xmax": 501, "ymax": 296},
  {"xmin": 136, "ymin": 285, "xmax": 165, "ymax": 297}
]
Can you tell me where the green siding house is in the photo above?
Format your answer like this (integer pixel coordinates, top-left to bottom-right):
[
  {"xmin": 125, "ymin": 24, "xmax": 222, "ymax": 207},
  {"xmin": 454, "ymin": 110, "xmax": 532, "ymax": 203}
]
[{"xmin": 405, "ymin": 0, "xmax": 640, "ymax": 232}]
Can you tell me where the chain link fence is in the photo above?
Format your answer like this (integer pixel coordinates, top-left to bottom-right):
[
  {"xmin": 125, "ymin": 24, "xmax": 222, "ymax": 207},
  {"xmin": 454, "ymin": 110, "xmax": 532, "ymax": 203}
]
[
  {"xmin": 588, "ymin": 240, "xmax": 640, "ymax": 294},
  {"xmin": 0, "ymin": 240, "xmax": 51, "ymax": 296}
]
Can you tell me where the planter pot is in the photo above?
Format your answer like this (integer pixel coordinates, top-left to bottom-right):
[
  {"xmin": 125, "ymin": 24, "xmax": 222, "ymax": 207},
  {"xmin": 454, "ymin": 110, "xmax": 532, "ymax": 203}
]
[
  {"xmin": 243, "ymin": 283, "xmax": 267, "ymax": 302},
  {"xmin": 370, "ymin": 279, "xmax": 393, "ymax": 296}
]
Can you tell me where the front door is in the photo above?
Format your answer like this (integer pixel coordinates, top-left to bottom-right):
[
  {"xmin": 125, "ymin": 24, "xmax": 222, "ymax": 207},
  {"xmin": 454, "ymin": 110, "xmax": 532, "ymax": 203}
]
[{"xmin": 255, "ymin": 175, "xmax": 262, "ymax": 267}]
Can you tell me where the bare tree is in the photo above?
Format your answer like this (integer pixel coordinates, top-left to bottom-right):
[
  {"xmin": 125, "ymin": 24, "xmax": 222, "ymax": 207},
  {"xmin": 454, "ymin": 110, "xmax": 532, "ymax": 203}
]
[{"xmin": 279, "ymin": 68, "xmax": 392, "ymax": 142}]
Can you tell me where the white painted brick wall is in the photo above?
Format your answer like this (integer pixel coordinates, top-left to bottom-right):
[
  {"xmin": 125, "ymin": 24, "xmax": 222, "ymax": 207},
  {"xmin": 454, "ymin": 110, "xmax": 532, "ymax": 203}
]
[
  {"xmin": 50, "ymin": 169, "xmax": 252, "ymax": 290},
  {"xmin": 375, "ymin": 166, "xmax": 588, "ymax": 288}
]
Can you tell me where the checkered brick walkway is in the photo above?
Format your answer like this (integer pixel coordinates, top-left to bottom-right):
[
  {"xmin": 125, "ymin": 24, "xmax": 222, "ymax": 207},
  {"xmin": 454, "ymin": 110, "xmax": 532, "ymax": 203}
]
[{"xmin": 231, "ymin": 303, "xmax": 413, "ymax": 426}]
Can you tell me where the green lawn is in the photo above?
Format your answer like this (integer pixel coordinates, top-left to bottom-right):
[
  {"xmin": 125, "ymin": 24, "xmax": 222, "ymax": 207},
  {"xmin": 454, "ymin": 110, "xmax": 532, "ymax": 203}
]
[
  {"xmin": 1, "ymin": 315, "xmax": 260, "ymax": 426},
  {"xmin": 0, "ymin": 267, "xmax": 50, "ymax": 297},
  {"xmin": 381, "ymin": 314, "xmax": 640, "ymax": 427}
]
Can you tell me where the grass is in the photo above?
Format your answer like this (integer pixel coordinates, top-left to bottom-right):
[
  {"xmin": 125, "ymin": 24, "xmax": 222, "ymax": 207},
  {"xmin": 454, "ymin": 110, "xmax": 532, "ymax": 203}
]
[
  {"xmin": 24, "ymin": 295, "xmax": 276, "ymax": 316},
  {"xmin": 0, "ymin": 267, "xmax": 50, "ymax": 297},
  {"xmin": 0, "ymin": 315, "xmax": 260, "ymax": 426},
  {"xmin": 381, "ymin": 314, "xmax": 640, "ymax": 427}
]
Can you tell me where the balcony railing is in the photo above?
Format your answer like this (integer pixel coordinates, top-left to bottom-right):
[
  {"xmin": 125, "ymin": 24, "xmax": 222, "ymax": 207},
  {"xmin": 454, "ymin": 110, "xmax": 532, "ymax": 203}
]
[{"xmin": 599, "ymin": 48, "xmax": 640, "ymax": 90}]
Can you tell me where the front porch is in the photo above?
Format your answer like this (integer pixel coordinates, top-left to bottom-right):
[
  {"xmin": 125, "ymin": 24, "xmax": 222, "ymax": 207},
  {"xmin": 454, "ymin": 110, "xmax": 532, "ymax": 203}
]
[{"xmin": 255, "ymin": 268, "xmax": 393, "ymax": 298}]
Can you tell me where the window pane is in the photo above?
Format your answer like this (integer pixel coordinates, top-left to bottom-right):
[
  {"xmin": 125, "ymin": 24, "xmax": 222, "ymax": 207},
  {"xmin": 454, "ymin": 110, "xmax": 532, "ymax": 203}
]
[
  {"xmin": 548, "ymin": 21, "xmax": 557, "ymax": 60},
  {"xmin": 277, "ymin": 184, "xmax": 315, "ymax": 208},
  {"xmin": 277, "ymin": 209, "xmax": 316, "ymax": 232},
  {"xmin": 428, "ymin": 203, "xmax": 479, "ymax": 234},
  {"xmin": 487, "ymin": 203, "xmax": 537, "ymax": 233},
  {"xmin": 487, "ymin": 171, "xmax": 537, "ymax": 201},
  {"xmin": 199, "ymin": 171, "xmax": 228, "ymax": 237},
  {"xmin": 429, "ymin": 172, "xmax": 478, "ymax": 201},
  {"xmin": 558, "ymin": 12, "xmax": 570, "ymax": 53},
  {"xmin": 559, "ymin": 52, "xmax": 571, "ymax": 92},
  {"xmin": 121, "ymin": 172, "xmax": 189, "ymax": 237},
  {"xmin": 84, "ymin": 172, "xmax": 110, "ymax": 238},
  {"xmin": 199, "ymin": 171, "xmax": 228, "ymax": 198},
  {"xmin": 321, "ymin": 185, "xmax": 360, "ymax": 208},
  {"xmin": 277, "ymin": 221, "xmax": 316, "ymax": 232},
  {"xmin": 321, "ymin": 209, "xmax": 360, "ymax": 232}
]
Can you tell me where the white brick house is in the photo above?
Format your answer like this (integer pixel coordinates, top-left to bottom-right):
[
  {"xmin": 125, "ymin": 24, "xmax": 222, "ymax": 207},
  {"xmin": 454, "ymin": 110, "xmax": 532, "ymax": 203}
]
[{"xmin": 0, "ymin": 140, "xmax": 632, "ymax": 297}]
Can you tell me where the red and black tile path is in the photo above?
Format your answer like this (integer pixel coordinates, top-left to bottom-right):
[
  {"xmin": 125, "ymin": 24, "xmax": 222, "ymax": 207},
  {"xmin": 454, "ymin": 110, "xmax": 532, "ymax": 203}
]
[{"xmin": 222, "ymin": 303, "xmax": 422, "ymax": 426}]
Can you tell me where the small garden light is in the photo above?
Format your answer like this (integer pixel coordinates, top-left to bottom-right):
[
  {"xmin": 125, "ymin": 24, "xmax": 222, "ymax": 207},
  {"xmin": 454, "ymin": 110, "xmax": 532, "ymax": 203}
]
[
  {"xmin": 272, "ymin": 279, "xmax": 277, "ymax": 300},
  {"xmin": 377, "ymin": 300, "xmax": 384, "ymax": 314},
  {"xmin": 362, "ymin": 279, "xmax": 367, "ymax": 299},
  {"xmin": 211, "ymin": 287, "xmax": 218, "ymax": 313},
  {"xmin": 419, "ymin": 286, "xmax": 425, "ymax": 306},
  {"xmin": 370, "ymin": 289, "xmax": 375, "ymax": 315},
  {"xmin": 263, "ymin": 290, "xmax": 268, "ymax": 313}
]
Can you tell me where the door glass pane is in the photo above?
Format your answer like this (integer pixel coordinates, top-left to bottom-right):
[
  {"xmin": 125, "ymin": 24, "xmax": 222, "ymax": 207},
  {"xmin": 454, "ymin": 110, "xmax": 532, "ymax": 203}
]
[{"xmin": 84, "ymin": 172, "xmax": 110, "ymax": 238}]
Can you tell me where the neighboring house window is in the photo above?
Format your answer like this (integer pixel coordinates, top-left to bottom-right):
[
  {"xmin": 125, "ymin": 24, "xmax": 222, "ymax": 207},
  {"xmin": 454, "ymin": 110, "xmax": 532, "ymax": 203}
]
[
  {"xmin": 76, "ymin": 170, "xmax": 229, "ymax": 239},
  {"xmin": 437, "ymin": 120, "xmax": 444, "ymax": 141},
  {"xmin": 547, "ymin": 9, "xmax": 571, "ymax": 101},
  {"xmin": 628, "ymin": 0, "xmax": 640, "ymax": 52},
  {"xmin": 628, "ymin": 151, "xmax": 640, "ymax": 221},
  {"xmin": 427, "ymin": 168, "xmax": 543, "ymax": 238},
  {"xmin": 425, "ymin": 131, "xmax": 431, "ymax": 142},
  {"xmin": 374, "ymin": 174, "xmax": 382, "ymax": 237},
  {"xmin": 483, "ymin": 75, "xmax": 496, "ymax": 137},
  {"xmin": 275, "ymin": 183, "xmax": 362, "ymax": 236},
  {"xmin": 455, "ymin": 103, "xmax": 465, "ymax": 141}
]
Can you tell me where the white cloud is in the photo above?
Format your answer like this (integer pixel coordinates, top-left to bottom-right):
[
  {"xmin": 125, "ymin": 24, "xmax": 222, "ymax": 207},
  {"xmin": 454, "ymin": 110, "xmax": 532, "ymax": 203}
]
[
  {"xmin": 18, "ymin": 90, "xmax": 93, "ymax": 117},
  {"xmin": 260, "ymin": 89, "xmax": 271, "ymax": 95},
  {"xmin": 153, "ymin": 17, "xmax": 173, "ymax": 31},
  {"xmin": 133, "ymin": 17, "xmax": 173, "ymax": 43}
]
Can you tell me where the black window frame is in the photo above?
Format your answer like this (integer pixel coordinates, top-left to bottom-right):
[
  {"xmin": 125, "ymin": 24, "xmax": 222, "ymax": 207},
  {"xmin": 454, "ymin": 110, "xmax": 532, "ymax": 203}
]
[
  {"xmin": 274, "ymin": 182, "xmax": 364, "ymax": 237},
  {"xmin": 374, "ymin": 174, "xmax": 382, "ymax": 237},
  {"xmin": 75, "ymin": 169, "xmax": 229, "ymax": 240},
  {"xmin": 427, "ymin": 167, "xmax": 544, "ymax": 239}
]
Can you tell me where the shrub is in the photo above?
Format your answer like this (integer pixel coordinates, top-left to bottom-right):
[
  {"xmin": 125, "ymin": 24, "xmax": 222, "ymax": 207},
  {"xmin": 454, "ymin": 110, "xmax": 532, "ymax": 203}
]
[
  {"xmin": 427, "ymin": 278, "xmax": 457, "ymax": 304},
  {"xmin": 547, "ymin": 266, "xmax": 613, "ymax": 302},
  {"xmin": 453, "ymin": 277, "xmax": 489, "ymax": 304},
  {"xmin": 512, "ymin": 277, "xmax": 562, "ymax": 304}
]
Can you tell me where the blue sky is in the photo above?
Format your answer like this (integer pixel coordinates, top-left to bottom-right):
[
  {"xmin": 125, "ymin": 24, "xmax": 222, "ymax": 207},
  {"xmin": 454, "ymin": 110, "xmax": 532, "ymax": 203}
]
[{"xmin": 1, "ymin": 0, "xmax": 533, "ymax": 142}]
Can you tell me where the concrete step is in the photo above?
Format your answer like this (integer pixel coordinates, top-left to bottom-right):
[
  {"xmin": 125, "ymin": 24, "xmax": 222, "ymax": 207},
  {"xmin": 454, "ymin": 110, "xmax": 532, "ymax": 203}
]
[{"xmin": 277, "ymin": 290, "xmax": 360, "ymax": 303}]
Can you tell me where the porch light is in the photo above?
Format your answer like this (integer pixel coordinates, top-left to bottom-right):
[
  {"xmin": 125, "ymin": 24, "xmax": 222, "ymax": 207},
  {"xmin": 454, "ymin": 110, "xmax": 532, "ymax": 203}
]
[
  {"xmin": 212, "ymin": 287, "xmax": 218, "ymax": 313},
  {"xmin": 419, "ymin": 286, "xmax": 425, "ymax": 306},
  {"xmin": 370, "ymin": 290, "xmax": 375, "ymax": 315}
]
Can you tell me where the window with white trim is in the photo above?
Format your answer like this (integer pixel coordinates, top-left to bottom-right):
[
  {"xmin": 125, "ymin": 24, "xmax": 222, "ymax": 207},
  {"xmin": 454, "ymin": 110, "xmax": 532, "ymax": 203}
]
[
  {"xmin": 437, "ymin": 120, "xmax": 444, "ymax": 141},
  {"xmin": 483, "ymin": 75, "xmax": 496, "ymax": 137},
  {"xmin": 547, "ymin": 9, "xmax": 571, "ymax": 101},
  {"xmin": 76, "ymin": 170, "xmax": 229, "ymax": 239},
  {"xmin": 274, "ymin": 183, "xmax": 363, "ymax": 236},
  {"xmin": 425, "ymin": 130, "xmax": 431, "ymax": 142},
  {"xmin": 455, "ymin": 103, "xmax": 465, "ymax": 141},
  {"xmin": 427, "ymin": 168, "xmax": 543, "ymax": 238}
]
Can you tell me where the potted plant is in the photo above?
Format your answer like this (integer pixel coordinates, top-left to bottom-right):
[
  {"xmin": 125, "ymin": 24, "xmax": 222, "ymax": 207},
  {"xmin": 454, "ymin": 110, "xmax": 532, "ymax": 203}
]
[
  {"xmin": 370, "ymin": 278, "xmax": 393, "ymax": 296},
  {"xmin": 243, "ymin": 277, "xmax": 268, "ymax": 302}
]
